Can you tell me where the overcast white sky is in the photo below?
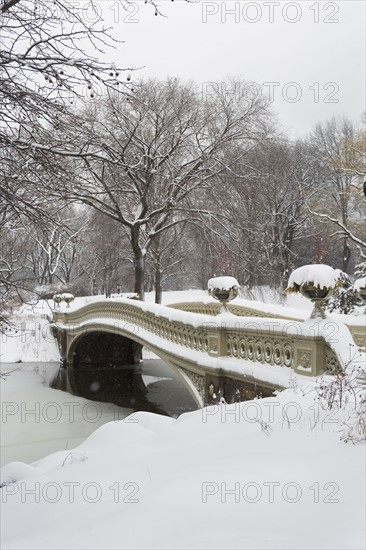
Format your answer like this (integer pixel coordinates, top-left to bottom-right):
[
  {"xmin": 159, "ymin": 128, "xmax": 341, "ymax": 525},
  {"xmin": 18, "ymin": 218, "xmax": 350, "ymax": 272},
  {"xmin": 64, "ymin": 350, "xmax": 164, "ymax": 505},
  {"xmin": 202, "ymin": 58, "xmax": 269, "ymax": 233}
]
[{"xmin": 93, "ymin": 0, "xmax": 365, "ymax": 137}]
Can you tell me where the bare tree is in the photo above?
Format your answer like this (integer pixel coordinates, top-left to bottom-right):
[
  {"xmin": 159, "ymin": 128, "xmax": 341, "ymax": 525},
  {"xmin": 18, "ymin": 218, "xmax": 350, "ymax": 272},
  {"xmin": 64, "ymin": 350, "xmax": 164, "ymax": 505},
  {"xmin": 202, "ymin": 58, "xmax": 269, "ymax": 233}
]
[
  {"xmin": 25, "ymin": 209, "xmax": 85, "ymax": 286},
  {"xmin": 308, "ymin": 117, "xmax": 366, "ymax": 271},
  {"xmin": 146, "ymin": 224, "xmax": 187, "ymax": 303},
  {"xmin": 75, "ymin": 210, "xmax": 135, "ymax": 296},
  {"xmin": 194, "ymin": 138, "xmax": 317, "ymax": 288},
  {"xmin": 0, "ymin": 0, "xmax": 157, "ymax": 325},
  {"xmin": 48, "ymin": 77, "xmax": 272, "ymax": 299},
  {"xmin": 0, "ymin": 0, "xmax": 133, "ymax": 162}
]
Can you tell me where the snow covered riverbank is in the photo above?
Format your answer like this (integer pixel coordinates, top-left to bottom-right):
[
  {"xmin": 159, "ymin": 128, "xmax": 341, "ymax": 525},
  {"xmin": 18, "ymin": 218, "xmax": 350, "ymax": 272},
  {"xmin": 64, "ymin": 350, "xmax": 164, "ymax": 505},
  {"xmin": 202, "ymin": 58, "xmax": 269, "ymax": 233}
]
[{"xmin": 1, "ymin": 389, "xmax": 365, "ymax": 550}]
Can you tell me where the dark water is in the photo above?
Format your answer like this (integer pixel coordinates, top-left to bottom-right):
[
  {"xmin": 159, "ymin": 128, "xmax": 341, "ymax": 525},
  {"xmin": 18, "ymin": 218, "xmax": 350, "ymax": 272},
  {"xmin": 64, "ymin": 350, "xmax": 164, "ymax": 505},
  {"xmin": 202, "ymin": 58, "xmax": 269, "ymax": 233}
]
[
  {"xmin": 68, "ymin": 357, "xmax": 199, "ymax": 419},
  {"xmin": 140, "ymin": 359, "xmax": 200, "ymax": 417}
]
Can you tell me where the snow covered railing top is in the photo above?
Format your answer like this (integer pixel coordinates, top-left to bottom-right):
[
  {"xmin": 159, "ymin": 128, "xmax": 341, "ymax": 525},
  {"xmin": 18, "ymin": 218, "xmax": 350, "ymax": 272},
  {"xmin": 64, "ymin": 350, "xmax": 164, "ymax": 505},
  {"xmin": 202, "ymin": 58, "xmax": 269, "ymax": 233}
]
[
  {"xmin": 50, "ymin": 296, "xmax": 357, "ymax": 378},
  {"xmin": 52, "ymin": 296, "xmax": 325, "ymax": 333},
  {"xmin": 168, "ymin": 299, "xmax": 302, "ymax": 321},
  {"xmin": 168, "ymin": 300, "xmax": 366, "ymax": 349}
]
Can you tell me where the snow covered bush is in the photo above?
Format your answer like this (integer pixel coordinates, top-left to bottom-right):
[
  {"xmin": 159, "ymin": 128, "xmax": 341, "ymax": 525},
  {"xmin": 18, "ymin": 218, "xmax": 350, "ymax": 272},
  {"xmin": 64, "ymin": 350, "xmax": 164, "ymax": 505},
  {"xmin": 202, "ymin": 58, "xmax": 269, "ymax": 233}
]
[
  {"xmin": 354, "ymin": 260, "xmax": 366, "ymax": 278},
  {"xmin": 316, "ymin": 364, "xmax": 366, "ymax": 443},
  {"xmin": 323, "ymin": 270, "xmax": 362, "ymax": 315}
]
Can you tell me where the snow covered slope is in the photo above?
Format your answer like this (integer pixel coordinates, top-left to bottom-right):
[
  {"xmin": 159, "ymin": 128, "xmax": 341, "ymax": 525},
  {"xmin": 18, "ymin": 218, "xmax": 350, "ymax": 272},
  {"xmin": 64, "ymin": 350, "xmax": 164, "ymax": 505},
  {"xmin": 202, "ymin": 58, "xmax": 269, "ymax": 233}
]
[{"xmin": 1, "ymin": 392, "xmax": 365, "ymax": 550}]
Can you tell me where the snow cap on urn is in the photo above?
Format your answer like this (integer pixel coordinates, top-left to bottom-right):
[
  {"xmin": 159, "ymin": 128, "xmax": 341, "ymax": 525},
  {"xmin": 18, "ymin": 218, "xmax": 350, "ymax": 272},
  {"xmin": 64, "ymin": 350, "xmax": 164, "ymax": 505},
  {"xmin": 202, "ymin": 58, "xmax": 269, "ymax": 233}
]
[
  {"xmin": 208, "ymin": 276, "xmax": 239, "ymax": 292},
  {"xmin": 286, "ymin": 264, "xmax": 341, "ymax": 294},
  {"xmin": 285, "ymin": 264, "xmax": 342, "ymax": 319},
  {"xmin": 208, "ymin": 276, "xmax": 239, "ymax": 313}
]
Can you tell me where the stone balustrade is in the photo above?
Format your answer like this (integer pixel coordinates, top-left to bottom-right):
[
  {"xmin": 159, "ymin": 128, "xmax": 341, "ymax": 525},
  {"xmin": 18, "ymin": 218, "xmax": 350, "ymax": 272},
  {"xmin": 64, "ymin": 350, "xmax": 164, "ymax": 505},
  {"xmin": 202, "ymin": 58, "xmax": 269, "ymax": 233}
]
[
  {"xmin": 52, "ymin": 298, "xmax": 343, "ymax": 378},
  {"xmin": 169, "ymin": 301, "xmax": 366, "ymax": 351}
]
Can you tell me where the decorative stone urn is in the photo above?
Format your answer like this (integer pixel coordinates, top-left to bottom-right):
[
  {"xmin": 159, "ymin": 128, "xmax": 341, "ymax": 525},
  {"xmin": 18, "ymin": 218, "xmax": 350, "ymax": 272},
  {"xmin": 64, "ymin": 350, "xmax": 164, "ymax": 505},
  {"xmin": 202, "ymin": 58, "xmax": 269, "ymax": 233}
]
[
  {"xmin": 208, "ymin": 276, "xmax": 239, "ymax": 313},
  {"xmin": 53, "ymin": 292, "xmax": 75, "ymax": 308},
  {"xmin": 62, "ymin": 293, "xmax": 75, "ymax": 308},
  {"xmin": 53, "ymin": 294, "xmax": 63, "ymax": 308},
  {"xmin": 284, "ymin": 264, "xmax": 342, "ymax": 319},
  {"xmin": 299, "ymin": 284, "xmax": 335, "ymax": 319}
]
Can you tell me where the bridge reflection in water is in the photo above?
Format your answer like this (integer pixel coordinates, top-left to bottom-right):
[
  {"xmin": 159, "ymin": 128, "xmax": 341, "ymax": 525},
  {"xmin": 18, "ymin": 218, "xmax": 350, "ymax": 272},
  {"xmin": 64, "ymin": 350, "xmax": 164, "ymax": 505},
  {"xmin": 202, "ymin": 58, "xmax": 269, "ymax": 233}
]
[
  {"xmin": 68, "ymin": 358, "xmax": 199, "ymax": 418},
  {"xmin": 56, "ymin": 330, "xmax": 199, "ymax": 417}
]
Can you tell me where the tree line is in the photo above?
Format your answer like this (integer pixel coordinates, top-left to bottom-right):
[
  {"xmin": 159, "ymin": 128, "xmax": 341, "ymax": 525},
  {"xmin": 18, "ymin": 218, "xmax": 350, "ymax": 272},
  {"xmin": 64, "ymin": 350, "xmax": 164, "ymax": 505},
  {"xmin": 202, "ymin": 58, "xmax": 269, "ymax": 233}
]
[{"xmin": 1, "ymin": 1, "xmax": 365, "ymax": 318}]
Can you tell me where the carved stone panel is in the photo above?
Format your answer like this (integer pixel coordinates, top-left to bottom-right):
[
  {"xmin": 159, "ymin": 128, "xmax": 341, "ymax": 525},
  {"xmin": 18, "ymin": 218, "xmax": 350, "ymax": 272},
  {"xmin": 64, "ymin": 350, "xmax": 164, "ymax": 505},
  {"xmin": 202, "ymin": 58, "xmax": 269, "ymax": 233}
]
[
  {"xmin": 180, "ymin": 367, "xmax": 205, "ymax": 398},
  {"xmin": 324, "ymin": 345, "xmax": 342, "ymax": 374},
  {"xmin": 294, "ymin": 340, "xmax": 323, "ymax": 376},
  {"xmin": 297, "ymin": 349, "xmax": 312, "ymax": 373}
]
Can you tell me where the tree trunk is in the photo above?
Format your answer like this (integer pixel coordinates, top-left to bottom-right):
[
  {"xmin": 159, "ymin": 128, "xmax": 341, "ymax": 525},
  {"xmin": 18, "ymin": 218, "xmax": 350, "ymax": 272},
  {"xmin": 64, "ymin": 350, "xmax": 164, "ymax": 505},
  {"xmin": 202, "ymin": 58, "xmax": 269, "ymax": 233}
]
[
  {"xmin": 341, "ymin": 201, "xmax": 351, "ymax": 272},
  {"xmin": 134, "ymin": 253, "xmax": 145, "ymax": 301},
  {"xmin": 131, "ymin": 225, "xmax": 145, "ymax": 301},
  {"xmin": 153, "ymin": 236, "xmax": 162, "ymax": 304},
  {"xmin": 155, "ymin": 266, "xmax": 162, "ymax": 304},
  {"xmin": 342, "ymin": 238, "xmax": 351, "ymax": 272}
]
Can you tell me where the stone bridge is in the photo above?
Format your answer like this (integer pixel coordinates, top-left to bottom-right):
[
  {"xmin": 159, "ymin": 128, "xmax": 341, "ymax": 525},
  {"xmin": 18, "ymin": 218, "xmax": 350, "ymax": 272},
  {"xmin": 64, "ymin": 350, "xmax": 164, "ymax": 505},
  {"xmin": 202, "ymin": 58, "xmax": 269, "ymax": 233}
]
[{"xmin": 52, "ymin": 298, "xmax": 364, "ymax": 408}]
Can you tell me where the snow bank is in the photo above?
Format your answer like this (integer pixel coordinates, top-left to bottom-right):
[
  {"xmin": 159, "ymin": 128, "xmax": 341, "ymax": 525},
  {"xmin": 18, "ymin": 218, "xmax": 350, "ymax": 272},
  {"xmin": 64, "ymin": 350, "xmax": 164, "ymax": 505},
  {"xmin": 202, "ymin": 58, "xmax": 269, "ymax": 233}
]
[
  {"xmin": 0, "ymin": 313, "xmax": 60, "ymax": 363},
  {"xmin": 0, "ymin": 462, "xmax": 40, "ymax": 486},
  {"xmin": 1, "ymin": 391, "xmax": 365, "ymax": 550}
]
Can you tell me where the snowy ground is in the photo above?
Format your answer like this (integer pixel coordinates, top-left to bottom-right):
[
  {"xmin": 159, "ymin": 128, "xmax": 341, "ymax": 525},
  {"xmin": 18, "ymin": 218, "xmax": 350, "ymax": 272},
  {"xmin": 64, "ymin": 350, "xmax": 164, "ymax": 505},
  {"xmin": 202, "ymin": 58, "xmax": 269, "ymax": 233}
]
[
  {"xmin": 1, "ymin": 392, "xmax": 365, "ymax": 549},
  {"xmin": 1, "ymin": 288, "xmax": 365, "ymax": 549}
]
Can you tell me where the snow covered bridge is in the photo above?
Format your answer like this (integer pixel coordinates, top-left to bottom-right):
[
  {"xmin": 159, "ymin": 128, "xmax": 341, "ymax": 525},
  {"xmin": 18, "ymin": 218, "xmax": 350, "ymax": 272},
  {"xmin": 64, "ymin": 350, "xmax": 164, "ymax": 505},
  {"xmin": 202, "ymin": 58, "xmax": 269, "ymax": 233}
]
[{"xmin": 50, "ymin": 295, "xmax": 361, "ymax": 408}]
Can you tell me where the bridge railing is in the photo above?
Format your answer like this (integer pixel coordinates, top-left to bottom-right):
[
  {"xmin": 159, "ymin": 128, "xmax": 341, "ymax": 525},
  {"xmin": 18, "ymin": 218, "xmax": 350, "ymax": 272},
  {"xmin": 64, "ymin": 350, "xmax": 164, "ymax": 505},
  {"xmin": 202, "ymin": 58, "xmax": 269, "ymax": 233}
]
[
  {"xmin": 169, "ymin": 301, "xmax": 366, "ymax": 351},
  {"xmin": 52, "ymin": 298, "xmax": 345, "ymax": 377}
]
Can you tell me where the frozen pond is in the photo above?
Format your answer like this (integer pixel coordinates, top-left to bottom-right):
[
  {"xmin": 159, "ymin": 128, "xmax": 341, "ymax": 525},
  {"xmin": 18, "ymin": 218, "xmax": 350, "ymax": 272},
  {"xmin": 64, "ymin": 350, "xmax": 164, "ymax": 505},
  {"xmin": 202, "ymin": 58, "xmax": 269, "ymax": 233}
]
[{"xmin": 0, "ymin": 359, "xmax": 198, "ymax": 467}]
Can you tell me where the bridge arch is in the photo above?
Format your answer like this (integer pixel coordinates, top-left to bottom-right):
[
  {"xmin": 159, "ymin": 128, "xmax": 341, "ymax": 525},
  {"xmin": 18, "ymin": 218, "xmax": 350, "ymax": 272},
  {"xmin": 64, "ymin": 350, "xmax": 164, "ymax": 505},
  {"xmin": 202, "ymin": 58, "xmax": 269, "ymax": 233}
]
[{"xmin": 63, "ymin": 322, "xmax": 204, "ymax": 409}]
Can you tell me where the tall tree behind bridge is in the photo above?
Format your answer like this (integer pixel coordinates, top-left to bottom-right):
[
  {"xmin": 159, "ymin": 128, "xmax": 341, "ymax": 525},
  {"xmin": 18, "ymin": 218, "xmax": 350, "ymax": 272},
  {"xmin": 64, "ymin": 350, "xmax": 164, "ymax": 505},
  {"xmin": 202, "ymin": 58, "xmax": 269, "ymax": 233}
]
[
  {"xmin": 308, "ymin": 116, "xmax": 366, "ymax": 272},
  {"xmin": 51, "ymin": 78, "xmax": 273, "ymax": 300}
]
